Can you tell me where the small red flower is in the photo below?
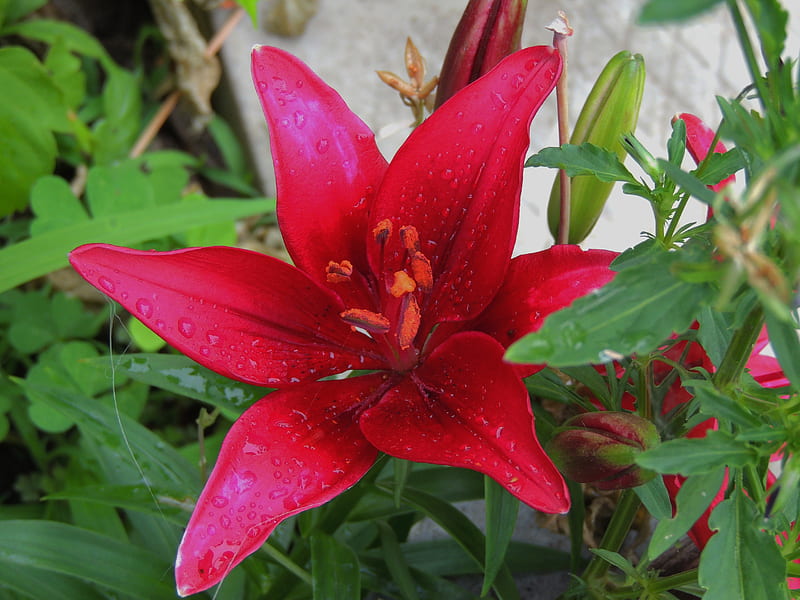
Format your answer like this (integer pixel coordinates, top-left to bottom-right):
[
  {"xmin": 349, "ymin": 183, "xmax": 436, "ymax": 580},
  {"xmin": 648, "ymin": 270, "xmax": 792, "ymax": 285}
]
[{"xmin": 71, "ymin": 46, "xmax": 617, "ymax": 595}]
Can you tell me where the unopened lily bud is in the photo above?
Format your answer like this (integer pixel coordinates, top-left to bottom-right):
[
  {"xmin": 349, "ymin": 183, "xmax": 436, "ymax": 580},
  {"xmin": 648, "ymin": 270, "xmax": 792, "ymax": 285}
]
[
  {"xmin": 546, "ymin": 412, "xmax": 659, "ymax": 490},
  {"xmin": 547, "ymin": 50, "xmax": 646, "ymax": 243},
  {"xmin": 434, "ymin": 0, "xmax": 527, "ymax": 109}
]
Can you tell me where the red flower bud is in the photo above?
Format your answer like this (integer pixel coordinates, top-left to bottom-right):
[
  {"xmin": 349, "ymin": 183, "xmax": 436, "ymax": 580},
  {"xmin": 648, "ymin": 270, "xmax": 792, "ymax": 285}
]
[
  {"xmin": 546, "ymin": 412, "xmax": 659, "ymax": 490},
  {"xmin": 434, "ymin": 0, "xmax": 527, "ymax": 108}
]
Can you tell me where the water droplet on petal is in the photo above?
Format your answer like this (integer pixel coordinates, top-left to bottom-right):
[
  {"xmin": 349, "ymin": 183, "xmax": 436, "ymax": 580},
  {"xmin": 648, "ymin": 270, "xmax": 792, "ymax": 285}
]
[
  {"xmin": 98, "ymin": 276, "xmax": 115, "ymax": 293},
  {"xmin": 316, "ymin": 138, "xmax": 329, "ymax": 154},
  {"xmin": 293, "ymin": 111, "xmax": 306, "ymax": 128},
  {"xmin": 178, "ymin": 317, "xmax": 196, "ymax": 338},
  {"xmin": 135, "ymin": 298, "xmax": 153, "ymax": 318},
  {"xmin": 211, "ymin": 495, "xmax": 229, "ymax": 508},
  {"xmin": 155, "ymin": 319, "xmax": 166, "ymax": 331},
  {"xmin": 268, "ymin": 487, "xmax": 288, "ymax": 500}
]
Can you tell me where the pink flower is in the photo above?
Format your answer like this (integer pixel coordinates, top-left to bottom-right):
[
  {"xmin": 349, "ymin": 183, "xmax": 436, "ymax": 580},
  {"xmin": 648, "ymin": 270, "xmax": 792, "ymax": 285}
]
[{"xmin": 70, "ymin": 45, "xmax": 617, "ymax": 595}]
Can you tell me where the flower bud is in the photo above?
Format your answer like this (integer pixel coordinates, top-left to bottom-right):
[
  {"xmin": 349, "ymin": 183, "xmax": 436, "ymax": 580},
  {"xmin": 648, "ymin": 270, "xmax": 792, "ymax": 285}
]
[
  {"xmin": 547, "ymin": 51, "xmax": 646, "ymax": 243},
  {"xmin": 546, "ymin": 412, "xmax": 659, "ymax": 490},
  {"xmin": 434, "ymin": 0, "xmax": 527, "ymax": 109}
]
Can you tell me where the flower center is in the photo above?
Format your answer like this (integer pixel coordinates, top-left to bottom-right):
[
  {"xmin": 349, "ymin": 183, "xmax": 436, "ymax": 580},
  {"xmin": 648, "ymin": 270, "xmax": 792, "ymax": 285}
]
[{"xmin": 325, "ymin": 220, "xmax": 434, "ymax": 371}]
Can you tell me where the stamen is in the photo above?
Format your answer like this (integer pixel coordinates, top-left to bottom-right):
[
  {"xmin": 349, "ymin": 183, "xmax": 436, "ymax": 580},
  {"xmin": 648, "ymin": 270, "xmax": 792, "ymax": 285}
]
[
  {"xmin": 397, "ymin": 294, "xmax": 421, "ymax": 349},
  {"xmin": 389, "ymin": 270, "xmax": 417, "ymax": 297},
  {"xmin": 373, "ymin": 219, "xmax": 393, "ymax": 244},
  {"xmin": 410, "ymin": 251, "xmax": 433, "ymax": 292},
  {"xmin": 400, "ymin": 225, "xmax": 420, "ymax": 252},
  {"xmin": 340, "ymin": 308, "xmax": 391, "ymax": 334},
  {"xmin": 326, "ymin": 260, "xmax": 353, "ymax": 283}
]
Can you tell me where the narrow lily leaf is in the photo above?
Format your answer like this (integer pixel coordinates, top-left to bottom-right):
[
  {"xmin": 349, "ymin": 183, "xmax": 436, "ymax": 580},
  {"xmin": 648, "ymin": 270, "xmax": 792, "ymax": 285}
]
[
  {"xmin": 378, "ymin": 521, "xmax": 421, "ymax": 600},
  {"xmin": 700, "ymin": 488, "xmax": 790, "ymax": 600},
  {"xmin": 83, "ymin": 353, "xmax": 267, "ymax": 418},
  {"xmin": 743, "ymin": 0, "xmax": 788, "ymax": 66},
  {"xmin": 310, "ymin": 533, "xmax": 361, "ymax": 600},
  {"xmin": 0, "ymin": 562, "xmax": 104, "ymax": 600},
  {"xmin": 0, "ymin": 198, "xmax": 274, "ymax": 294},
  {"xmin": 506, "ymin": 242, "xmax": 713, "ymax": 367},
  {"xmin": 0, "ymin": 520, "xmax": 175, "ymax": 600},
  {"xmin": 638, "ymin": 0, "xmax": 723, "ymax": 23},
  {"xmin": 378, "ymin": 484, "xmax": 520, "ymax": 600},
  {"xmin": 393, "ymin": 457, "xmax": 412, "ymax": 508},
  {"xmin": 483, "ymin": 476, "xmax": 519, "ymax": 596},
  {"xmin": 648, "ymin": 469, "xmax": 726, "ymax": 558},
  {"xmin": 635, "ymin": 476, "xmax": 673, "ymax": 522},
  {"xmin": 765, "ymin": 312, "xmax": 800, "ymax": 392},
  {"xmin": 527, "ymin": 143, "xmax": 637, "ymax": 184},
  {"xmin": 636, "ymin": 431, "xmax": 755, "ymax": 475}
]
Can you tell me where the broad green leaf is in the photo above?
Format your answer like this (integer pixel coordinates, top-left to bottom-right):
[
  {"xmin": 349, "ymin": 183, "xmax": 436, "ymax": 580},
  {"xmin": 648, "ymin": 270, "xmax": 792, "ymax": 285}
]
[
  {"xmin": 86, "ymin": 161, "xmax": 156, "ymax": 216},
  {"xmin": 128, "ymin": 316, "xmax": 168, "ymax": 352},
  {"xmin": 311, "ymin": 533, "xmax": 361, "ymax": 600},
  {"xmin": 0, "ymin": 0, "xmax": 47, "ymax": 25},
  {"xmin": 482, "ymin": 477, "xmax": 519, "ymax": 596},
  {"xmin": 647, "ymin": 469, "xmax": 726, "ymax": 558},
  {"xmin": 0, "ymin": 520, "xmax": 175, "ymax": 600},
  {"xmin": 636, "ymin": 430, "xmax": 756, "ymax": 475},
  {"xmin": 44, "ymin": 37, "xmax": 86, "ymax": 108},
  {"xmin": 689, "ymin": 379, "xmax": 762, "ymax": 428},
  {"xmin": 696, "ymin": 148, "xmax": 745, "ymax": 188},
  {"xmin": 506, "ymin": 242, "xmax": 713, "ymax": 367},
  {"xmin": 83, "ymin": 352, "xmax": 267, "ymax": 418},
  {"xmin": 29, "ymin": 176, "xmax": 89, "ymax": 236},
  {"xmin": 233, "ymin": 0, "xmax": 259, "ymax": 24},
  {"xmin": 700, "ymin": 488, "xmax": 790, "ymax": 600},
  {"xmin": 526, "ymin": 142, "xmax": 637, "ymax": 184},
  {"xmin": 2, "ymin": 18, "xmax": 112, "ymax": 67},
  {"xmin": 0, "ymin": 197, "xmax": 275, "ymax": 293},
  {"xmin": 92, "ymin": 67, "xmax": 142, "ymax": 164},
  {"xmin": 638, "ymin": 0, "xmax": 724, "ymax": 23}
]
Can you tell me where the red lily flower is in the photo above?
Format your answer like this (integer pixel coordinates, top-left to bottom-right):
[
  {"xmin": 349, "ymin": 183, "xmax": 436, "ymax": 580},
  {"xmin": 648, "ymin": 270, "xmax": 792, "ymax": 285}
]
[{"xmin": 70, "ymin": 45, "xmax": 618, "ymax": 595}]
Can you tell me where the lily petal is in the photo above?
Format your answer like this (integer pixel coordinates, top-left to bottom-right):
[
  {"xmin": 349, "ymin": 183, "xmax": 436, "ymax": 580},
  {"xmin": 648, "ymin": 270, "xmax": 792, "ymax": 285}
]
[
  {"xmin": 472, "ymin": 245, "xmax": 617, "ymax": 349},
  {"xmin": 368, "ymin": 46, "xmax": 562, "ymax": 328},
  {"xmin": 252, "ymin": 46, "xmax": 388, "ymax": 295},
  {"xmin": 175, "ymin": 376, "xmax": 382, "ymax": 596},
  {"xmin": 359, "ymin": 331, "xmax": 569, "ymax": 513},
  {"xmin": 70, "ymin": 244, "xmax": 385, "ymax": 386}
]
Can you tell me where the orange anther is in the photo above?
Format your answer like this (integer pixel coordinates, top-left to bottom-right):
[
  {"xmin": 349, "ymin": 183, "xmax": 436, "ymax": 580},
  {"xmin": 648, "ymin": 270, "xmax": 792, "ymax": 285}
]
[
  {"xmin": 326, "ymin": 260, "xmax": 353, "ymax": 283},
  {"xmin": 389, "ymin": 270, "xmax": 417, "ymax": 297},
  {"xmin": 410, "ymin": 251, "xmax": 433, "ymax": 292},
  {"xmin": 397, "ymin": 294, "xmax": 421, "ymax": 349},
  {"xmin": 373, "ymin": 219, "xmax": 393, "ymax": 244},
  {"xmin": 399, "ymin": 225, "xmax": 420, "ymax": 252},
  {"xmin": 340, "ymin": 308, "xmax": 391, "ymax": 334}
]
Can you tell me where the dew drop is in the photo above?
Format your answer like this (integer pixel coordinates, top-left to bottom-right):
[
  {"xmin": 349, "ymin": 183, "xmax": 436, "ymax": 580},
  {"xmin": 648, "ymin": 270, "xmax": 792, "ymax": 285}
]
[
  {"xmin": 200, "ymin": 346, "xmax": 210, "ymax": 356},
  {"xmin": 268, "ymin": 487, "xmax": 289, "ymax": 500},
  {"xmin": 271, "ymin": 456, "xmax": 282, "ymax": 467},
  {"xmin": 135, "ymin": 298, "xmax": 153, "ymax": 318},
  {"xmin": 178, "ymin": 317, "xmax": 196, "ymax": 338},
  {"xmin": 246, "ymin": 526, "xmax": 261, "ymax": 538},
  {"xmin": 98, "ymin": 276, "xmax": 115, "ymax": 293},
  {"xmin": 206, "ymin": 525, "xmax": 217, "ymax": 536},
  {"xmin": 155, "ymin": 319, "xmax": 166, "ymax": 331},
  {"xmin": 279, "ymin": 118, "xmax": 290, "ymax": 128},
  {"xmin": 316, "ymin": 138, "xmax": 329, "ymax": 154},
  {"xmin": 247, "ymin": 511, "xmax": 257, "ymax": 520},
  {"xmin": 293, "ymin": 111, "xmax": 306, "ymax": 128},
  {"xmin": 206, "ymin": 332, "xmax": 221, "ymax": 345},
  {"xmin": 440, "ymin": 168, "xmax": 454, "ymax": 181},
  {"xmin": 211, "ymin": 495, "xmax": 229, "ymax": 508},
  {"xmin": 219, "ymin": 515, "xmax": 231, "ymax": 528}
]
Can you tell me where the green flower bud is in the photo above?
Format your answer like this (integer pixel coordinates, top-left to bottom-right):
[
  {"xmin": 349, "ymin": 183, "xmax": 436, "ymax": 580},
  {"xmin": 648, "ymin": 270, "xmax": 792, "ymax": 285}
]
[
  {"xmin": 546, "ymin": 412, "xmax": 659, "ymax": 490},
  {"xmin": 548, "ymin": 51, "xmax": 645, "ymax": 243},
  {"xmin": 434, "ymin": 0, "xmax": 528, "ymax": 109}
]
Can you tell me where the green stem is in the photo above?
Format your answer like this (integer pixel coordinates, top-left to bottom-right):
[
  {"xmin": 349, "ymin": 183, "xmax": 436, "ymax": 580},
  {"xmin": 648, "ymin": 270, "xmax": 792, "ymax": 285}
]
[
  {"xmin": 607, "ymin": 568, "xmax": 699, "ymax": 597},
  {"xmin": 712, "ymin": 304, "xmax": 764, "ymax": 391},
  {"xmin": 726, "ymin": 0, "xmax": 769, "ymax": 113},
  {"xmin": 582, "ymin": 489, "xmax": 642, "ymax": 582}
]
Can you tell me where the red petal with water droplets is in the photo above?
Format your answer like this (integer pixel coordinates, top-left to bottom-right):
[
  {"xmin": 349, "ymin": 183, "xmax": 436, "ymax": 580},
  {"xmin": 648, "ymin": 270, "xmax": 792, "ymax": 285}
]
[
  {"xmin": 359, "ymin": 331, "xmax": 569, "ymax": 513},
  {"xmin": 251, "ymin": 46, "xmax": 388, "ymax": 298},
  {"xmin": 676, "ymin": 113, "xmax": 735, "ymax": 193},
  {"xmin": 175, "ymin": 376, "xmax": 383, "ymax": 596},
  {"xmin": 472, "ymin": 245, "xmax": 616, "ymax": 374},
  {"xmin": 368, "ymin": 46, "xmax": 562, "ymax": 328},
  {"xmin": 70, "ymin": 244, "xmax": 385, "ymax": 386}
]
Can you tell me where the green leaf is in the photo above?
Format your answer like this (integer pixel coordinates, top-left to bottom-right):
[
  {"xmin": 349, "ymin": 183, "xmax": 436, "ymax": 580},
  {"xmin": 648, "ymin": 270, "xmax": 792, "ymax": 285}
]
[
  {"xmin": 92, "ymin": 67, "xmax": 142, "ymax": 163},
  {"xmin": 506, "ymin": 242, "xmax": 713, "ymax": 367},
  {"xmin": 744, "ymin": 0, "xmax": 788, "ymax": 67},
  {"xmin": 29, "ymin": 176, "xmax": 89, "ymax": 236},
  {"xmin": 765, "ymin": 312, "xmax": 800, "ymax": 392},
  {"xmin": 0, "ymin": 561, "xmax": 104, "ymax": 600},
  {"xmin": 635, "ymin": 475, "xmax": 673, "ymax": 522},
  {"xmin": 0, "ymin": 197, "xmax": 275, "ymax": 294},
  {"xmin": 83, "ymin": 352, "xmax": 267, "ymax": 418},
  {"xmin": 659, "ymin": 160, "xmax": 716, "ymax": 206},
  {"xmin": 377, "ymin": 521, "xmax": 420, "ymax": 600},
  {"xmin": 696, "ymin": 148, "xmax": 745, "ymax": 188},
  {"xmin": 0, "ymin": 520, "xmax": 176, "ymax": 600},
  {"xmin": 589, "ymin": 549, "xmax": 636, "ymax": 577},
  {"xmin": 689, "ymin": 379, "xmax": 762, "ymax": 428},
  {"xmin": 647, "ymin": 469, "xmax": 726, "ymax": 558},
  {"xmin": 311, "ymin": 533, "xmax": 361, "ymax": 600},
  {"xmin": 636, "ymin": 430, "xmax": 756, "ymax": 475},
  {"xmin": 700, "ymin": 488, "xmax": 790, "ymax": 600},
  {"xmin": 86, "ymin": 161, "xmax": 156, "ymax": 216},
  {"xmin": 2, "ymin": 18, "xmax": 112, "ymax": 66},
  {"xmin": 44, "ymin": 37, "xmax": 86, "ymax": 108},
  {"xmin": 638, "ymin": 0, "xmax": 724, "ymax": 23},
  {"xmin": 526, "ymin": 142, "xmax": 637, "ymax": 184},
  {"xmin": 482, "ymin": 477, "xmax": 519, "ymax": 596},
  {"xmin": 232, "ymin": 0, "xmax": 259, "ymax": 24}
]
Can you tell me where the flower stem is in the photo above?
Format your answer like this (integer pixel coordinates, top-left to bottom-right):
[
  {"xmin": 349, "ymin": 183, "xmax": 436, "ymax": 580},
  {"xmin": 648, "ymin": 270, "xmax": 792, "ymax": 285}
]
[
  {"xmin": 712, "ymin": 304, "xmax": 764, "ymax": 391},
  {"xmin": 548, "ymin": 12, "xmax": 573, "ymax": 245},
  {"xmin": 581, "ymin": 489, "xmax": 642, "ymax": 583}
]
